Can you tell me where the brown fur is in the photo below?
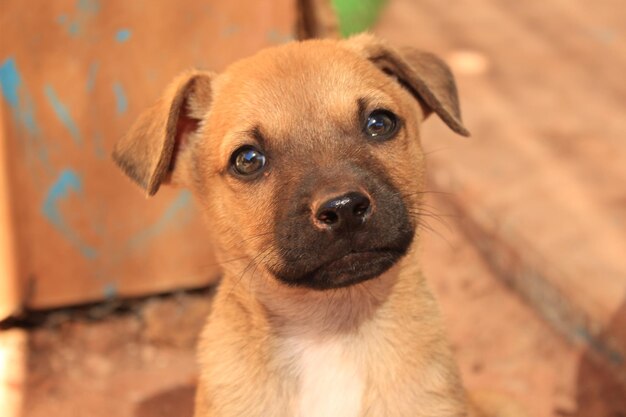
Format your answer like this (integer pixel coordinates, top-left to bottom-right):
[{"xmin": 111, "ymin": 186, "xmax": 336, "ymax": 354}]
[{"xmin": 113, "ymin": 34, "xmax": 490, "ymax": 417}]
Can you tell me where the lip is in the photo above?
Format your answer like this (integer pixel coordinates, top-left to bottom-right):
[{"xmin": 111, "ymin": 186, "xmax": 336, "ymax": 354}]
[
  {"xmin": 284, "ymin": 247, "xmax": 406, "ymax": 290},
  {"xmin": 322, "ymin": 249, "xmax": 400, "ymax": 269}
]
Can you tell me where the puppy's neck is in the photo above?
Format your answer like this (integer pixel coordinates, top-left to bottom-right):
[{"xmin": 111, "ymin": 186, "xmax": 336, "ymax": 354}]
[
  {"xmin": 218, "ymin": 250, "xmax": 418, "ymax": 337},
  {"xmin": 264, "ymin": 266, "xmax": 401, "ymax": 335}
]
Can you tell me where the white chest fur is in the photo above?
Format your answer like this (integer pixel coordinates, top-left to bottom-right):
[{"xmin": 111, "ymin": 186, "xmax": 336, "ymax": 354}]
[{"xmin": 283, "ymin": 336, "xmax": 364, "ymax": 417}]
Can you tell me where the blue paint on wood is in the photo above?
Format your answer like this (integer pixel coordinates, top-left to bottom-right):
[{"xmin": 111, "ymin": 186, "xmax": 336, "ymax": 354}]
[
  {"xmin": 0, "ymin": 58, "xmax": 51, "ymax": 173},
  {"xmin": 93, "ymin": 131, "xmax": 105, "ymax": 159},
  {"xmin": 0, "ymin": 57, "xmax": 20, "ymax": 108},
  {"xmin": 57, "ymin": 15, "xmax": 81, "ymax": 37},
  {"xmin": 44, "ymin": 85, "xmax": 82, "ymax": 145},
  {"xmin": 126, "ymin": 191, "xmax": 192, "ymax": 249},
  {"xmin": 42, "ymin": 169, "xmax": 97, "ymax": 259},
  {"xmin": 86, "ymin": 61, "xmax": 99, "ymax": 92},
  {"xmin": 57, "ymin": 0, "xmax": 100, "ymax": 37},
  {"xmin": 68, "ymin": 22, "xmax": 80, "ymax": 36},
  {"xmin": 221, "ymin": 25, "xmax": 239, "ymax": 38},
  {"xmin": 103, "ymin": 282, "xmax": 118, "ymax": 299},
  {"xmin": 20, "ymin": 97, "xmax": 40, "ymax": 137},
  {"xmin": 77, "ymin": 0, "xmax": 100, "ymax": 14},
  {"xmin": 113, "ymin": 82, "xmax": 128, "ymax": 114},
  {"xmin": 266, "ymin": 29, "xmax": 294, "ymax": 44},
  {"xmin": 0, "ymin": 57, "xmax": 41, "ymax": 136},
  {"xmin": 115, "ymin": 29, "xmax": 132, "ymax": 43}
]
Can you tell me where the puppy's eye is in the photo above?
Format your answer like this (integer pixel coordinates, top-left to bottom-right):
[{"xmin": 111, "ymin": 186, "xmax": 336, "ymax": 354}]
[
  {"xmin": 230, "ymin": 146, "xmax": 267, "ymax": 176},
  {"xmin": 364, "ymin": 110, "xmax": 398, "ymax": 140}
]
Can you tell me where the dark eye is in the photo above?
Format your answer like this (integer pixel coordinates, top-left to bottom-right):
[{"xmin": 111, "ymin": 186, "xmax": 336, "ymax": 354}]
[
  {"xmin": 364, "ymin": 109, "xmax": 398, "ymax": 140},
  {"xmin": 230, "ymin": 146, "xmax": 267, "ymax": 176}
]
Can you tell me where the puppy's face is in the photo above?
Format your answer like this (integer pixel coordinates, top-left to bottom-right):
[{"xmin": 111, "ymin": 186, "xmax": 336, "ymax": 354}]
[{"xmin": 114, "ymin": 35, "xmax": 468, "ymax": 290}]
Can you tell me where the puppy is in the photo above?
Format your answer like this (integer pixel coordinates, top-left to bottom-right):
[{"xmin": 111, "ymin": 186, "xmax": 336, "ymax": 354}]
[{"xmin": 114, "ymin": 34, "xmax": 473, "ymax": 417}]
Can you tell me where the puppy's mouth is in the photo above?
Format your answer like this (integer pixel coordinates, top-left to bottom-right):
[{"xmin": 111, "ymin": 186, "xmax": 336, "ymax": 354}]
[{"xmin": 273, "ymin": 247, "xmax": 407, "ymax": 290}]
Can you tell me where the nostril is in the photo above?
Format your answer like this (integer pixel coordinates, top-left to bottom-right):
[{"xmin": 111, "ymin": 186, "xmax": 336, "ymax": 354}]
[
  {"xmin": 317, "ymin": 210, "xmax": 339, "ymax": 225},
  {"xmin": 353, "ymin": 199, "xmax": 370, "ymax": 218}
]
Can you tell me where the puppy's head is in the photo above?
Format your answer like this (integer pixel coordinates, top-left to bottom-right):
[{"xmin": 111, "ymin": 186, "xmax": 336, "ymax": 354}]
[{"xmin": 113, "ymin": 34, "xmax": 468, "ymax": 290}]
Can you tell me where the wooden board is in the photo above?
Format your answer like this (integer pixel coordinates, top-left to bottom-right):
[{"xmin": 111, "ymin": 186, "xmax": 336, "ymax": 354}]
[
  {"xmin": 0, "ymin": 0, "xmax": 297, "ymax": 314},
  {"xmin": 376, "ymin": 0, "xmax": 626, "ymax": 387}
]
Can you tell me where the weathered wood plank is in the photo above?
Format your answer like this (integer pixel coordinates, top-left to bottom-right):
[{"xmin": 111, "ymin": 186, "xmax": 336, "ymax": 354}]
[
  {"xmin": 0, "ymin": 0, "xmax": 298, "ymax": 313},
  {"xmin": 377, "ymin": 0, "xmax": 626, "ymax": 387}
]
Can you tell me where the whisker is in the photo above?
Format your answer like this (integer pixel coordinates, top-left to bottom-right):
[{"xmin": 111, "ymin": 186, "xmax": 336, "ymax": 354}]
[
  {"xmin": 408, "ymin": 210, "xmax": 455, "ymax": 232},
  {"xmin": 413, "ymin": 217, "xmax": 454, "ymax": 249},
  {"xmin": 224, "ymin": 246, "xmax": 273, "ymax": 300},
  {"xmin": 422, "ymin": 147, "xmax": 452, "ymax": 157}
]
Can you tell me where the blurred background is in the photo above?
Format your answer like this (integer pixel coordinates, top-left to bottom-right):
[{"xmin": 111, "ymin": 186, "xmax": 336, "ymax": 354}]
[{"xmin": 1, "ymin": 0, "xmax": 625, "ymax": 416}]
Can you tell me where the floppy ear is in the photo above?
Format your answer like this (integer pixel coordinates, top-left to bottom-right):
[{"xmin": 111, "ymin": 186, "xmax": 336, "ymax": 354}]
[
  {"xmin": 343, "ymin": 34, "xmax": 470, "ymax": 137},
  {"xmin": 113, "ymin": 70, "xmax": 214, "ymax": 196}
]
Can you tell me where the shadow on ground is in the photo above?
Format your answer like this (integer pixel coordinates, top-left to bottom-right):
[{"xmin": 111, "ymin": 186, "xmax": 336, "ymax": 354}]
[
  {"xmin": 135, "ymin": 384, "xmax": 195, "ymax": 417},
  {"xmin": 573, "ymin": 300, "xmax": 626, "ymax": 417}
]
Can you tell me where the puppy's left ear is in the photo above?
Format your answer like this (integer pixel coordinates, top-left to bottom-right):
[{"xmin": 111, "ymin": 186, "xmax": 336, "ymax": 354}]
[
  {"xmin": 343, "ymin": 34, "xmax": 470, "ymax": 137},
  {"xmin": 113, "ymin": 70, "xmax": 214, "ymax": 196}
]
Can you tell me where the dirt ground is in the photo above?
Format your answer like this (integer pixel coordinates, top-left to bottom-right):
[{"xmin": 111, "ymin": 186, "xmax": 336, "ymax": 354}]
[{"xmin": 4, "ymin": 192, "xmax": 621, "ymax": 417}]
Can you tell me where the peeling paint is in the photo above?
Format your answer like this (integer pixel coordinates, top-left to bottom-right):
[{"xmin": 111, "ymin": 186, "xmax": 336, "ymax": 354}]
[
  {"xmin": 126, "ymin": 191, "xmax": 193, "ymax": 249},
  {"xmin": 0, "ymin": 57, "xmax": 20, "ymax": 107},
  {"xmin": 42, "ymin": 169, "xmax": 97, "ymax": 259},
  {"xmin": 115, "ymin": 29, "xmax": 132, "ymax": 43},
  {"xmin": 266, "ymin": 29, "xmax": 294, "ymax": 44},
  {"xmin": 221, "ymin": 25, "xmax": 239, "ymax": 38},
  {"xmin": 113, "ymin": 82, "xmax": 128, "ymax": 114},
  {"xmin": 0, "ymin": 57, "xmax": 40, "ymax": 136},
  {"xmin": 93, "ymin": 131, "xmax": 105, "ymax": 159},
  {"xmin": 57, "ymin": 0, "xmax": 100, "ymax": 37},
  {"xmin": 103, "ymin": 282, "xmax": 117, "ymax": 299},
  {"xmin": 77, "ymin": 0, "xmax": 100, "ymax": 14},
  {"xmin": 44, "ymin": 85, "xmax": 82, "ymax": 145},
  {"xmin": 86, "ymin": 61, "xmax": 99, "ymax": 92},
  {"xmin": 0, "ymin": 57, "xmax": 52, "ymax": 175}
]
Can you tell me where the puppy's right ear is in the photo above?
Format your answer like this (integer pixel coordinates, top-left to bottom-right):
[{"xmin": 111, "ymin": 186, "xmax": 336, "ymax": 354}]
[
  {"xmin": 343, "ymin": 34, "xmax": 469, "ymax": 137},
  {"xmin": 113, "ymin": 70, "xmax": 213, "ymax": 196}
]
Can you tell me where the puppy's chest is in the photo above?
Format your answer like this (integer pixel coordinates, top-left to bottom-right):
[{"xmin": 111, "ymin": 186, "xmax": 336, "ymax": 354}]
[{"xmin": 280, "ymin": 335, "xmax": 365, "ymax": 417}]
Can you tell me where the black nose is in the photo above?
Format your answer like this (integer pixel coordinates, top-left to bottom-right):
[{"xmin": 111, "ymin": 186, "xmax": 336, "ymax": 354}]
[{"xmin": 315, "ymin": 191, "xmax": 372, "ymax": 230}]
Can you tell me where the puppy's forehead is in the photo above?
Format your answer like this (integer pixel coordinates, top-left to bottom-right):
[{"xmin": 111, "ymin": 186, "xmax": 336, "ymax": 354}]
[{"xmin": 209, "ymin": 40, "xmax": 396, "ymax": 145}]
